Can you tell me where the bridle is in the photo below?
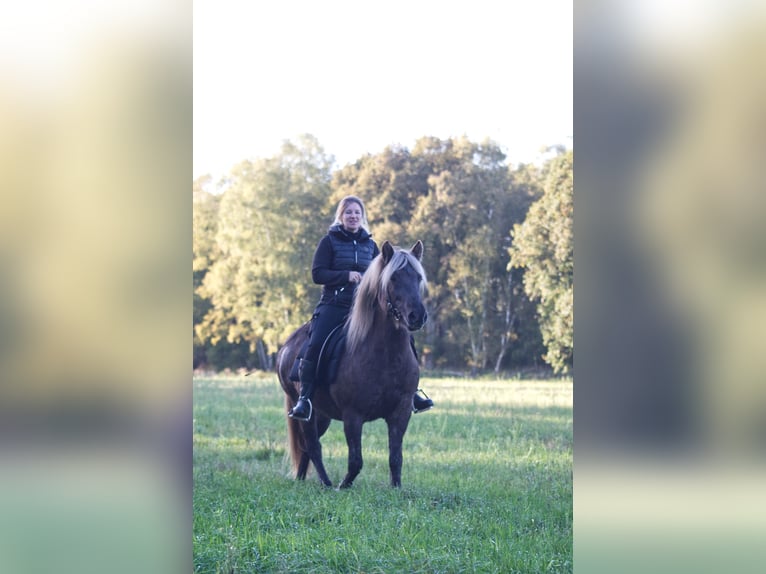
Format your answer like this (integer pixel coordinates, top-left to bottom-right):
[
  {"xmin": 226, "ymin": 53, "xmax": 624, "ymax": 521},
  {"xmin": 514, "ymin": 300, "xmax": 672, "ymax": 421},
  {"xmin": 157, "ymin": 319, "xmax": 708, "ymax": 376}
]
[
  {"xmin": 386, "ymin": 293, "xmax": 404, "ymax": 322},
  {"xmin": 384, "ymin": 286, "xmax": 426, "ymax": 328},
  {"xmin": 382, "ymin": 261, "xmax": 426, "ymax": 329}
]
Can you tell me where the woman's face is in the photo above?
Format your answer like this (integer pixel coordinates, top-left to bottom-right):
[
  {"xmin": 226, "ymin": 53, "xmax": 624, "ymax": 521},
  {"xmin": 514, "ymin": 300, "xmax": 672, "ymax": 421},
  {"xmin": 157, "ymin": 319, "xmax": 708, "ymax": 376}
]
[{"xmin": 340, "ymin": 202, "xmax": 363, "ymax": 233}]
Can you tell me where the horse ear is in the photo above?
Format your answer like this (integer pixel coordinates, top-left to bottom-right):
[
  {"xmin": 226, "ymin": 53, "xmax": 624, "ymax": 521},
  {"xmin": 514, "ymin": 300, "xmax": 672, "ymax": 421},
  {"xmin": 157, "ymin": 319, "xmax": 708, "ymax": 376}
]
[
  {"xmin": 381, "ymin": 241, "xmax": 394, "ymax": 264},
  {"xmin": 411, "ymin": 240, "xmax": 424, "ymax": 261}
]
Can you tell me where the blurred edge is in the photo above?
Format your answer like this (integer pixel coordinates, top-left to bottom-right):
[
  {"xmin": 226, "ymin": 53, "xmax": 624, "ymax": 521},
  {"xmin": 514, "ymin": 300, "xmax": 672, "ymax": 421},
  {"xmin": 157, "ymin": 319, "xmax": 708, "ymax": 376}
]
[
  {"xmin": 0, "ymin": 2, "xmax": 190, "ymax": 573},
  {"xmin": 575, "ymin": 1, "xmax": 766, "ymax": 573}
]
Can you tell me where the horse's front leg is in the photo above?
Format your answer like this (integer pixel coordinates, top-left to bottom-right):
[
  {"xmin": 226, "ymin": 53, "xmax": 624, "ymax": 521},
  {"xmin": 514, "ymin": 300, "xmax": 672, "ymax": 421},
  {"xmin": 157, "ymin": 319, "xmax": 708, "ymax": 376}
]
[
  {"xmin": 386, "ymin": 405, "xmax": 413, "ymax": 488},
  {"xmin": 338, "ymin": 414, "xmax": 363, "ymax": 489}
]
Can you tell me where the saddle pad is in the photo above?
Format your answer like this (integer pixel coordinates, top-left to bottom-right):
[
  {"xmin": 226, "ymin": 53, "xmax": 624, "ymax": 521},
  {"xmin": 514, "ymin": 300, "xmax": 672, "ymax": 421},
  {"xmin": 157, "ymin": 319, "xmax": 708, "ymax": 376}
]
[{"xmin": 316, "ymin": 323, "xmax": 346, "ymax": 385}]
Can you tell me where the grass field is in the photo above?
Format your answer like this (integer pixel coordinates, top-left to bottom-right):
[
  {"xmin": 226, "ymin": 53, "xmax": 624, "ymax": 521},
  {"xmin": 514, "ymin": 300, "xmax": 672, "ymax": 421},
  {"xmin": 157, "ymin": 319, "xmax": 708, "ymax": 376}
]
[{"xmin": 193, "ymin": 373, "xmax": 572, "ymax": 573}]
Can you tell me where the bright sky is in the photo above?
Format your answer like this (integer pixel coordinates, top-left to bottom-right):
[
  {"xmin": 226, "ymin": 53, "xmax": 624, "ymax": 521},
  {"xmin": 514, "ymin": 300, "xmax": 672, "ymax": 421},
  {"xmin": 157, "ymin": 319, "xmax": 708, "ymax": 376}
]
[{"xmin": 193, "ymin": 0, "xmax": 572, "ymax": 180}]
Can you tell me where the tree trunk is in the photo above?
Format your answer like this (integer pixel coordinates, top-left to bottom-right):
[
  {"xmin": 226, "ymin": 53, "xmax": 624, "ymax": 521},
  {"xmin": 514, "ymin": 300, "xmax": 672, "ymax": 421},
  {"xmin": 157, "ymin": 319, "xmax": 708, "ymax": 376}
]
[
  {"xmin": 256, "ymin": 339, "xmax": 272, "ymax": 371},
  {"xmin": 494, "ymin": 271, "xmax": 516, "ymax": 374}
]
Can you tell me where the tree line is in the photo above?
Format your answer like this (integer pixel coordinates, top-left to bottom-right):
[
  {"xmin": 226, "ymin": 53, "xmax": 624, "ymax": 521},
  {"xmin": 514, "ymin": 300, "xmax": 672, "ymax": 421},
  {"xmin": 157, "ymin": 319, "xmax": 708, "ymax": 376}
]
[{"xmin": 193, "ymin": 135, "xmax": 572, "ymax": 375}]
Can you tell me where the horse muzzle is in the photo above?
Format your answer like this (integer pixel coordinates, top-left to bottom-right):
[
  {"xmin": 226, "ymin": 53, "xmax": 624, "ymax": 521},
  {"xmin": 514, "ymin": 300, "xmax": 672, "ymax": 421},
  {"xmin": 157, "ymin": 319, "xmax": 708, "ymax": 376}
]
[
  {"xmin": 405, "ymin": 309, "xmax": 427, "ymax": 332},
  {"xmin": 387, "ymin": 297, "xmax": 427, "ymax": 331}
]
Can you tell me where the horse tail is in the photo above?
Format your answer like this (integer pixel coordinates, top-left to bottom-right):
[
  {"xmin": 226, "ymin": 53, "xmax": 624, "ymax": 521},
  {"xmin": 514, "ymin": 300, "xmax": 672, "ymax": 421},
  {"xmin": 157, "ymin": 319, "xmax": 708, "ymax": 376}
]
[
  {"xmin": 276, "ymin": 322, "xmax": 311, "ymax": 479},
  {"xmin": 284, "ymin": 393, "xmax": 305, "ymax": 478}
]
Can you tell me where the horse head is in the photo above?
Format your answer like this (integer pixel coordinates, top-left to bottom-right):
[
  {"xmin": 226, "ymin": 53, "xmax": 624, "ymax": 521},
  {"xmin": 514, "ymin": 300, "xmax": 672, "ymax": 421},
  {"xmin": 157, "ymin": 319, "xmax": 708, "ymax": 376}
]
[{"xmin": 380, "ymin": 240, "xmax": 428, "ymax": 332}]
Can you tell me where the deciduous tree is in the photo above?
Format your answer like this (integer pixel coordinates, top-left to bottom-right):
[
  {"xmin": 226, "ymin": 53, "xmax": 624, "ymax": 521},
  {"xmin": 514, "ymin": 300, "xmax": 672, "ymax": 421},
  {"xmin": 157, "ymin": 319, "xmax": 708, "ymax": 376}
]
[
  {"xmin": 196, "ymin": 135, "xmax": 333, "ymax": 367},
  {"xmin": 509, "ymin": 150, "xmax": 573, "ymax": 373}
]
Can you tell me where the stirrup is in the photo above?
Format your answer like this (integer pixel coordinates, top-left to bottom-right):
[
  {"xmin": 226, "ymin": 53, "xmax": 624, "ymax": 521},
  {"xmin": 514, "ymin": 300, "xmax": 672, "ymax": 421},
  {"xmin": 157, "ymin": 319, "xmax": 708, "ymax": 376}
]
[
  {"xmin": 289, "ymin": 397, "xmax": 313, "ymax": 421},
  {"xmin": 413, "ymin": 389, "xmax": 433, "ymax": 414}
]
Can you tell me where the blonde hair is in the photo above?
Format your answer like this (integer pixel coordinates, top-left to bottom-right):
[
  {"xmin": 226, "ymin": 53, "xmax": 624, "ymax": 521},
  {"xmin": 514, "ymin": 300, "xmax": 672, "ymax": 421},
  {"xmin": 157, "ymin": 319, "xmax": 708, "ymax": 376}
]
[{"xmin": 332, "ymin": 195, "xmax": 370, "ymax": 232}]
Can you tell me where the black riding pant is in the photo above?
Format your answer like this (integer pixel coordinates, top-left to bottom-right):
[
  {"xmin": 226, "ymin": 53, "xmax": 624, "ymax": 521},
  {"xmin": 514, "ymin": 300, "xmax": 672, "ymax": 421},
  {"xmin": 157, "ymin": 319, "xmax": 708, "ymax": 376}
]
[{"xmin": 304, "ymin": 302, "xmax": 350, "ymax": 367}]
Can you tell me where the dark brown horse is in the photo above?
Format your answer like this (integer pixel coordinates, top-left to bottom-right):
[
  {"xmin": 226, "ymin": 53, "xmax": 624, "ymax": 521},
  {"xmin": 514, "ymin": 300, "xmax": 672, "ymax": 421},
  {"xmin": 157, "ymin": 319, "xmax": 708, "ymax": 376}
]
[{"xmin": 276, "ymin": 240, "xmax": 428, "ymax": 488}]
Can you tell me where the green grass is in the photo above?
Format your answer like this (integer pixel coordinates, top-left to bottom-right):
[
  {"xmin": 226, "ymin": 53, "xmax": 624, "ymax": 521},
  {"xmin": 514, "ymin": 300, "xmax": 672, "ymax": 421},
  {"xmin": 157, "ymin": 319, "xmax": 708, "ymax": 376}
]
[{"xmin": 193, "ymin": 374, "xmax": 572, "ymax": 573}]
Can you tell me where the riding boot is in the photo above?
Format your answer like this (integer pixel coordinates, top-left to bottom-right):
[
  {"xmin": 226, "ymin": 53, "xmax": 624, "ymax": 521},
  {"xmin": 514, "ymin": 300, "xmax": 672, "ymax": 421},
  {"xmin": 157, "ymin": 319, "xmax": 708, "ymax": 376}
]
[
  {"xmin": 288, "ymin": 357, "xmax": 301, "ymax": 382},
  {"xmin": 289, "ymin": 359, "xmax": 316, "ymax": 421},
  {"xmin": 413, "ymin": 389, "xmax": 434, "ymax": 413}
]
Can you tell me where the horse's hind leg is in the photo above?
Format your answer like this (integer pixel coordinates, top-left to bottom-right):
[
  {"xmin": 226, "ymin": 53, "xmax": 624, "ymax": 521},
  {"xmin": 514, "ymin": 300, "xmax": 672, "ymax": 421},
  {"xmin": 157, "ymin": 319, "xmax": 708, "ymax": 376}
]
[
  {"xmin": 296, "ymin": 415, "xmax": 330, "ymax": 480},
  {"xmin": 339, "ymin": 414, "xmax": 363, "ymax": 489},
  {"xmin": 296, "ymin": 453, "xmax": 310, "ymax": 480}
]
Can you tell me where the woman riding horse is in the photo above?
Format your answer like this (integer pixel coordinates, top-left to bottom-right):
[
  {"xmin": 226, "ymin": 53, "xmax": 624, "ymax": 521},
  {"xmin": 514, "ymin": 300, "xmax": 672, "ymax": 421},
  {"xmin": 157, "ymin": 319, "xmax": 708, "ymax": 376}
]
[
  {"xmin": 278, "ymin": 238, "xmax": 430, "ymax": 488},
  {"xmin": 288, "ymin": 195, "xmax": 433, "ymax": 421}
]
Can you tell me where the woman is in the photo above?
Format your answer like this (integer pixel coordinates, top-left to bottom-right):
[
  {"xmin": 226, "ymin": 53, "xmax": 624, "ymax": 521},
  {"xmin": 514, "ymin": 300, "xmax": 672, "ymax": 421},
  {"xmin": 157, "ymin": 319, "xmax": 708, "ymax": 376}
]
[{"xmin": 289, "ymin": 195, "xmax": 434, "ymax": 421}]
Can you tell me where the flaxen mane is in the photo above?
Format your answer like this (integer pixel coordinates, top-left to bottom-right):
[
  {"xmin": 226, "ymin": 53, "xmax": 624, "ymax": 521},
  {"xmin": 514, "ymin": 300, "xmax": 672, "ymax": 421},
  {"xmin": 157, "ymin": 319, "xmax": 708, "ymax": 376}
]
[{"xmin": 346, "ymin": 247, "xmax": 427, "ymax": 355}]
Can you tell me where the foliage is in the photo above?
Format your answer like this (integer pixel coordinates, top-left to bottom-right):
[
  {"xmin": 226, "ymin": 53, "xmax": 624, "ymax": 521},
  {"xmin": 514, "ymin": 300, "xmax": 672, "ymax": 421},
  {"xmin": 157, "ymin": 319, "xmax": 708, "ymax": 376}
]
[
  {"xmin": 331, "ymin": 136, "xmax": 546, "ymax": 372},
  {"xmin": 509, "ymin": 150, "xmax": 573, "ymax": 373},
  {"xmin": 193, "ymin": 175, "xmax": 221, "ymax": 368},
  {"xmin": 195, "ymin": 135, "xmax": 333, "ymax": 369},
  {"xmin": 414, "ymin": 140, "xmax": 529, "ymax": 371},
  {"xmin": 193, "ymin": 374, "xmax": 573, "ymax": 573},
  {"xmin": 193, "ymin": 135, "xmax": 572, "ymax": 373}
]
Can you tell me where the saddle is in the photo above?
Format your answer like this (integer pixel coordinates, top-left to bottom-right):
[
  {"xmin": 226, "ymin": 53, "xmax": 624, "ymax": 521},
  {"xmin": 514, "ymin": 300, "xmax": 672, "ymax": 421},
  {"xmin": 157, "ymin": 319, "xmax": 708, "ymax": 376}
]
[
  {"xmin": 289, "ymin": 322, "xmax": 347, "ymax": 386},
  {"xmin": 290, "ymin": 324, "xmax": 416, "ymax": 385}
]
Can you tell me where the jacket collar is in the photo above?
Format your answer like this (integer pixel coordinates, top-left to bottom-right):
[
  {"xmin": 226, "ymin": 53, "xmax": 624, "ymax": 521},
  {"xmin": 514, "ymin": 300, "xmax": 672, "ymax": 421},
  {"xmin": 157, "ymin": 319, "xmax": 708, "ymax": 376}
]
[{"xmin": 329, "ymin": 223, "xmax": 371, "ymax": 242}]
